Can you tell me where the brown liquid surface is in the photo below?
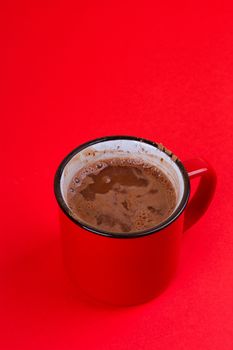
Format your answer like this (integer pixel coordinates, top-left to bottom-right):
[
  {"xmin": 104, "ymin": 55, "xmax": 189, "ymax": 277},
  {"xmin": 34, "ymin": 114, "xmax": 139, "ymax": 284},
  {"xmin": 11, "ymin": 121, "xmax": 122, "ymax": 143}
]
[{"xmin": 67, "ymin": 158, "xmax": 177, "ymax": 233}]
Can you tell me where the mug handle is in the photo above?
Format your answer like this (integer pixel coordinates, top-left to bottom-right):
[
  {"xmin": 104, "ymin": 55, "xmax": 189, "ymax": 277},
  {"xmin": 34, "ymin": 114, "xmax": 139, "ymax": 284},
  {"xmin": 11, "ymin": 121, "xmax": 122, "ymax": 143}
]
[{"xmin": 182, "ymin": 158, "xmax": 217, "ymax": 231}]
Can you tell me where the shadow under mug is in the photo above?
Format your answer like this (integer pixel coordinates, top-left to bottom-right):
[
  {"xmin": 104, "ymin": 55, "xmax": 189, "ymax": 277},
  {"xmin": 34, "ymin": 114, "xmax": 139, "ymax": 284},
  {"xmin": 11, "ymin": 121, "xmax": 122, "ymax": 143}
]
[{"xmin": 54, "ymin": 136, "xmax": 216, "ymax": 306}]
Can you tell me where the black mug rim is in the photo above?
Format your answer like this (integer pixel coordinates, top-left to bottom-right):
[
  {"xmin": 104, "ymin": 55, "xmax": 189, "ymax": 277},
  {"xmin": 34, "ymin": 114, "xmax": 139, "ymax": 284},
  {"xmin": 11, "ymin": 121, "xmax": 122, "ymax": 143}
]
[{"xmin": 54, "ymin": 136, "xmax": 190, "ymax": 238}]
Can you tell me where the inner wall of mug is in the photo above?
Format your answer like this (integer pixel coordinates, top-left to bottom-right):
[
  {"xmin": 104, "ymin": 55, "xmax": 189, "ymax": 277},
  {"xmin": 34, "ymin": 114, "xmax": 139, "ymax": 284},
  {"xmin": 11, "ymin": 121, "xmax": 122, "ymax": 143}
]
[{"xmin": 60, "ymin": 140, "xmax": 184, "ymax": 214}]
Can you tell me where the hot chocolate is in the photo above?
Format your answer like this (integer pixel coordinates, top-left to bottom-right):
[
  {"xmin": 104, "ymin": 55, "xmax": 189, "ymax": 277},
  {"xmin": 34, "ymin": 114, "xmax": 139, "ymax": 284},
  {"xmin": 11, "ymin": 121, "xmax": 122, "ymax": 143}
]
[{"xmin": 67, "ymin": 158, "xmax": 177, "ymax": 233}]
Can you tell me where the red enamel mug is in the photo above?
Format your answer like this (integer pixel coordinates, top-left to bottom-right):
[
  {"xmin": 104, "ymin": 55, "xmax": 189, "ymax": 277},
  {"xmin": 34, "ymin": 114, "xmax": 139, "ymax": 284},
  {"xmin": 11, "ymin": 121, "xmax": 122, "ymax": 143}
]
[{"xmin": 54, "ymin": 136, "xmax": 216, "ymax": 305}]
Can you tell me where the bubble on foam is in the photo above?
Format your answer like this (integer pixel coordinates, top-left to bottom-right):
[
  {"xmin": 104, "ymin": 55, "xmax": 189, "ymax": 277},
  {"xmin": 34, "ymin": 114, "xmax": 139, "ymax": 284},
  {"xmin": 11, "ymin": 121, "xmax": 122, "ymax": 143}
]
[
  {"xmin": 86, "ymin": 201, "xmax": 95, "ymax": 210},
  {"xmin": 135, "ymin": 219, "xmax": 146, "ymax": 231},
  {"xmin": 102, "ymin": 176, "xmax": 111, "ymax": 183},
  {"xmin": 74, "ymin": 177, "xmax": 80, "ymax": 184},
  {"xmin": 80, "ymin": 161, "xmax": 108, "ymax": 176},
  {"xmin": 137, "ymin": 209, "xmax": 150, "ymax": 220},
  {"xmin": 96, "ymin": 162, "xmax": 103, "ymax": 169}
]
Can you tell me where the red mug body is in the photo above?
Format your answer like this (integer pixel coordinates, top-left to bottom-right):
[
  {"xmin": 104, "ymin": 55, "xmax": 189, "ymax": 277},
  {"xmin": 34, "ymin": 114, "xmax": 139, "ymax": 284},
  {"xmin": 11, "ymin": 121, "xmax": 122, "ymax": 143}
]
[
  {"xmin": 60, "ymin": 210, "xmax": 184, "ymax": 305},
  {"xmin": 54, "ymin": 136, "xmax": 216, "ymax": 305}
]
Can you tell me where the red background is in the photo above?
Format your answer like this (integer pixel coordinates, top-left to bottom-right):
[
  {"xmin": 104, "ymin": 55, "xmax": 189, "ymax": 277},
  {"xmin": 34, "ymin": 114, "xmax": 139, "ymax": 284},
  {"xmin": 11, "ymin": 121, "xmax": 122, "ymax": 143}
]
[{"xmin": 1, "ymin": 2, "xmax": 233, "ymax": 349}]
